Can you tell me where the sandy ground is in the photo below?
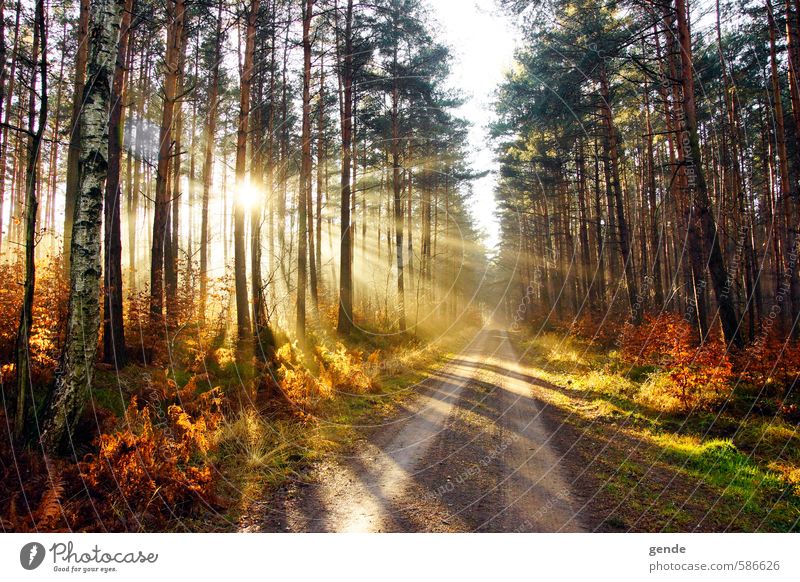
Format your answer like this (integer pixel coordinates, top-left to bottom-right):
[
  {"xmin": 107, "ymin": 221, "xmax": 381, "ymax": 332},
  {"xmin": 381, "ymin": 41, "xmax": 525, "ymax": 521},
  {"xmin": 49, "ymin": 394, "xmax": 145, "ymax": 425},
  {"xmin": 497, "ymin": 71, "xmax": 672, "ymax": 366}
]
[{"xmin": 241, "ymin": 328, "xmax": 585, "ymax": 532}]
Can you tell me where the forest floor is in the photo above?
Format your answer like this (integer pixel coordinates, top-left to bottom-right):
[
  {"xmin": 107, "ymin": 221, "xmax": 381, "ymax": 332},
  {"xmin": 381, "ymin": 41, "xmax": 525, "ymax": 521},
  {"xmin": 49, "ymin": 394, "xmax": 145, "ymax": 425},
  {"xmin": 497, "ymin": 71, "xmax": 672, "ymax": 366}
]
[{"xmin": 240, "ymin": 326, "xmax": 800, "ymax": 533}]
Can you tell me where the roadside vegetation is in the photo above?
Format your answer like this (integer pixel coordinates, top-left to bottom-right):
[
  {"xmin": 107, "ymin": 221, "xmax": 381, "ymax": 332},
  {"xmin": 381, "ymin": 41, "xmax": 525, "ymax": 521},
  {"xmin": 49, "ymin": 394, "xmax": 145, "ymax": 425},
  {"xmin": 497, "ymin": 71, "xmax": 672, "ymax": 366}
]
[{"xmin": 511, "ymin": 314, "xmax": 800, "ymax": 532}]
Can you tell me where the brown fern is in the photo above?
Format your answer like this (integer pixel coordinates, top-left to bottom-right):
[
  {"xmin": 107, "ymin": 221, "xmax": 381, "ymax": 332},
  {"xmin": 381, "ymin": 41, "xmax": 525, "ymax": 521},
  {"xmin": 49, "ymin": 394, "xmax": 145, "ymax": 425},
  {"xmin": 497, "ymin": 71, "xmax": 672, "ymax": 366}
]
[{"xmin": 34, "ymin": 460, "xmax": 64, "ymax": 530}]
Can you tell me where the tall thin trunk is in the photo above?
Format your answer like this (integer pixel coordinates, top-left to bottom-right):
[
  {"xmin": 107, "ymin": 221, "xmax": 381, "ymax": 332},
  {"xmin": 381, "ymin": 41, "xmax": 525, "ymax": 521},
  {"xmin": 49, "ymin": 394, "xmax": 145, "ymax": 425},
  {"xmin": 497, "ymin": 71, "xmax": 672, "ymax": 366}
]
[
  {"xmin": 316, "ymin": 43, "xmax": 325, "ymax": 292},
  {"xmin": 599, "ymin": 64, "xmax": 639, "ymax": 322},
  {"xmin": 391, "ymin": 7, "xmax": 405, "ymax": 331},
  {"xmin": 150, "ymin": 0, "xmax": 185, "ymax": 321},
  {"xmin": 13, "ymin": 0, "xmax": 47, "ymax": 441},
  {"xmin": 768, "ymin": 0, "xmax": 800, "ymax": 335},
  {"xmin": 234, "ymin": 0, "xmax": 259, "ymax": 345},
  {"xmin": 102, "ymin": 0, "xmax": 133, "ymax": 366},
  {"xmin": 297, "ymin": 0, "xmax": 314, "ymax": 341},
  {"xmin": 643, "ymin": 75, "xmax": 664, "ymax": 308},
  {"xmin": 336, "ymin": 0, "xmax": 354, "ymax": 335},
  {"xmin": 166, "ymin": 17, "xmax": 188, "ymax": 319},
  {"xmin": 251, "ymin": 0, "xmax": 276, "ymax": 361},
  {"xmin": 675, "ymin": 0, "xmax": 742, "ymax": 347},
  {"xmin": 199, "ymin": 0, "xmax": 223, "ymax": 324},
  {"xmin": 0, "ymin": 0, "xmax": 22, "ymax": 254}
]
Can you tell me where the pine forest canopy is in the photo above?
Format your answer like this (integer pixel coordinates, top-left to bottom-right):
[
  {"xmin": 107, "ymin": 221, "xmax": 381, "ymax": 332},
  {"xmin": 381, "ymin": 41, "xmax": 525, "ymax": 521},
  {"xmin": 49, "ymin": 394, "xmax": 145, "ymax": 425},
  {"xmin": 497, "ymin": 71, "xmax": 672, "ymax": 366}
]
[{"xmin": 493, "ymin": 0, "xmax": 800, "ymax": 349}]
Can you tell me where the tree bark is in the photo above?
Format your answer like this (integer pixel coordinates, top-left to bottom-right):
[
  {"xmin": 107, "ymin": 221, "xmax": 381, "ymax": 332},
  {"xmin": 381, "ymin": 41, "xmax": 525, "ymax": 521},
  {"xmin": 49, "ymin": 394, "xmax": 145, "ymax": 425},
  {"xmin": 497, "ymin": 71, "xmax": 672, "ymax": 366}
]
[
  {"xmin": 296, "ymin": 0, "xmax": 314, "ymax": 341},
  {"xmin": 234, "ymin": 0, "xmax": 259, "ymax": 345},
  {"xmin": 336, "ymin": 0, "xmax": 354, "ymax": 335},
  {"xmin": 42, "ymin": 0, "xmax": 124, "ymax": 455},
  {"xmin": 675, "ymin": 0, "xmax": 742, "ymax": 347},
  {"xmin": 599, "ymin": 64, "xmax": 640, "ymax": 322},
  {"xmin": 13, "ymin": 0, "xmax": 47, "ymax": 441},
  {"xmin": 63, "ymin": 0, "xmax": 91, "ymax": 275},
  {"xmin": 199, "ymin": 0, "xmax": 223, "ymax": 324},
  {"xmin": 391, "ymin": 7, "xmax": 405, "ymax": 331},
  {"xmin": 102, "ymin": 0, "xmax": 133, "ymax": 366},
  {"xmin": 150, "ymin": 0, "xmax": 185, "ymax": 321},
  {"xmin": 316, "ymin": 44, "xmax": 325, "ymax": 292}
]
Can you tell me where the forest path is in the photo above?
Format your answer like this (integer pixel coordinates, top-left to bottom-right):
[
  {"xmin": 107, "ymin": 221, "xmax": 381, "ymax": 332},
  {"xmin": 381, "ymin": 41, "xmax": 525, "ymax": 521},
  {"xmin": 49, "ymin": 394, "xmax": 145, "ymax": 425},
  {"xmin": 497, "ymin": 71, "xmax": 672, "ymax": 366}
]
[{"xmin": 244, "ymin": 328, "xmax": 584, "ymax": 532}]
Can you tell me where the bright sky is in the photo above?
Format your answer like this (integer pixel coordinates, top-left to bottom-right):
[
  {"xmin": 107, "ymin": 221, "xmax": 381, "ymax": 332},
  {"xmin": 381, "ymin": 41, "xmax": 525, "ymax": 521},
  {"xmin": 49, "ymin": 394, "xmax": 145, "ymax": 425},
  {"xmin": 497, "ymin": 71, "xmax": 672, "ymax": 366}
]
[{"xmin": 429, "ymin": 0, "xmax": 518, "ymax": 254}]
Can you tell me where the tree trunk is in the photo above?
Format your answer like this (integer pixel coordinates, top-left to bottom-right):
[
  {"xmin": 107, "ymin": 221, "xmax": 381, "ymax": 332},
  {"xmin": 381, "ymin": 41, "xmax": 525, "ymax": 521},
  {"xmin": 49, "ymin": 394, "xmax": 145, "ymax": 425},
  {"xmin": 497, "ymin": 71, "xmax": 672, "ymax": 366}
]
[
  {"xmin": 63, "ymin": 0, "xmax": 91, "ymax": 275},
  {"xmin": 675, "ymin": 0, "xmax": 742, "ymax": 347},
  {"xmin": 42, "ymin": 0, "xmax": 124, "ymax": 455},
  {"xmin": 296, "ymin": 0, "xmax": 313, "ymax": 342},
  {"xmin": 150, "ymin": 0, "xmax": 185, "ymax": 321},
  {"xmin": 316, "ymin": 44, "xmax": 325, "ymax": 292},
  {"xmin": 768, "ymin": 0, "xmax": 800, "ymax": 335},
  {"xmin": 391, "ymin": 8, "xmax": 405, "ymax": 331},
  {"xmin": 234, "ymin": 0, "xmax": 259, "ymax": 345},
  {"xmin": 102, "ymin": 0, "xmax": 133, "ymax": 366},
  {"xmin": 251, "ymin": 0, "xmax": 275, "ymax": 360},
  {"xmin": 643, "ymin": 75, "xmax": 664, "ymax": 308},
  {"xmin": 599, "ymin": 64, "xmax": 640, "ymax": 322},
  {"xmin": 336, "ymin": 0, "xmax": 354, "ymax": 335},
  {"xmin": 12, "ymin": 0, "xmax": 47, "ymax": 442},
  {"xmin": 0, "ymin": 0, "xmax": 22, "ymax": 255},
  {"xmin": 199, "ymin": 0, "xmax": 223, "ymax": 324}
]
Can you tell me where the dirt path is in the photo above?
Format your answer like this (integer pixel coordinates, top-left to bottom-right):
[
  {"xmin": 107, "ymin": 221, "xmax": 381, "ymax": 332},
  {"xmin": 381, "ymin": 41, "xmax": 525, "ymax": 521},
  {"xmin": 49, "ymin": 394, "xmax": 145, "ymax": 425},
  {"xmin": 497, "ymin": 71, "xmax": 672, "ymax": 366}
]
[{"xmin": 242, "ymin": 328, "xmax": 584, "ymax": 532}]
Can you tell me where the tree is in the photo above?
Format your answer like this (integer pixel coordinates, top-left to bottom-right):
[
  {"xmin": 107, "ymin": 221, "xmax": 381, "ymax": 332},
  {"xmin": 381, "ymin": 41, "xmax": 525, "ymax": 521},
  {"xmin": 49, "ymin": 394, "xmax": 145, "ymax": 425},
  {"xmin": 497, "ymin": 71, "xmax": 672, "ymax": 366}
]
[
  {"xmin": 150, "ymin": 0, "xmax": 186, "ymax": 321},
  {"xmin": 674, "ymin": 0, "xmax": 742, "ymax": 348},
  {"xmin": 336, "ymin": 0, "xmax": 354, "ymax": 335},
  {"xmin": 296, "ymin": 0, "xmax": 313, "ymax": 342},
  {"xmin": 102, "ymin": 0, "xmax": 134, "ymax": 366},
  {"xmin": 200, "ymin": 0, "xmax": 224, "ymax": 324},
  {"xmin": 12, "ymin": 0, "xmax": 47, "ymax": 441},
  {"xmin": 63, "ymin": 0, "xmax": 90, "ymax": 275},
  {"xmin": 234, "ymin": 0, "xmax": 259, "ymax": 346},
  {"xmin": 41, "ymin": 0, "xmax": 125, "ymax": 454}
]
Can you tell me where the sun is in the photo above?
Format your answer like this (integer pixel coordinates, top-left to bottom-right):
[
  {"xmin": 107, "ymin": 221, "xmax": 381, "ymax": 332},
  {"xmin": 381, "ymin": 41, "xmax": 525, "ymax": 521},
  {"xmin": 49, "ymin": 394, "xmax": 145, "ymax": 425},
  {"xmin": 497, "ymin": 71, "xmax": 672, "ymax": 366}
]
[{"xmin": 235, "ymin": 178, "xmax": 262, "ymax": 211}]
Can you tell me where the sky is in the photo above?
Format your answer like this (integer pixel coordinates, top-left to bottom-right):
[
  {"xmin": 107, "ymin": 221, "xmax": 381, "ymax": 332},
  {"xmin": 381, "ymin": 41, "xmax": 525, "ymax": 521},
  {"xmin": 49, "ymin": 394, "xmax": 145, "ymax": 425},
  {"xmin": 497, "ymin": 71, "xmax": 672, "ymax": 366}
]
[{"xmin": 429, "ymin": 0, "xmax": 519, "ymax": 254}]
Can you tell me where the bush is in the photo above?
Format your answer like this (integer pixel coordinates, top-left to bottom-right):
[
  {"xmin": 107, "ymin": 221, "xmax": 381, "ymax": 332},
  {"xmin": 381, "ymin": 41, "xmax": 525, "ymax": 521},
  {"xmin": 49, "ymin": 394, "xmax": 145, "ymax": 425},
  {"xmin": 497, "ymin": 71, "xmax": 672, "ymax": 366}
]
[
  {"xmin": 734, "ymin": 331, "xmax": 800, "ymax": 396},
  {"xmin": 623, "ymin": 313, "xmax": 733, "ymax": 411},
  {"xmin": 314, "ymin": 343, "xmax": 376, "ymax": 395},
  {"xmin": 0, "ymin": 256, "xmax": 68, "ymax": 386},
  {"xmin": 79, "ymin": 389, "xmax": 223, "ymax": 527},
  {"xmin": 570, "ymin": 310, "xmax": 623, "ymax": 345}
]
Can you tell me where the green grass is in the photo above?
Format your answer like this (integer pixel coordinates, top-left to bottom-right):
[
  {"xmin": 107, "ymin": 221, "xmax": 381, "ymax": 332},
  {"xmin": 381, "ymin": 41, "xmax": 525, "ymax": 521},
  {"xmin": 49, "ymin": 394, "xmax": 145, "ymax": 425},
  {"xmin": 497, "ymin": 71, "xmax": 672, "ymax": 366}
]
[{"xmin": 512, "ymin": 331, "xmax": 800, "ymax": 532}]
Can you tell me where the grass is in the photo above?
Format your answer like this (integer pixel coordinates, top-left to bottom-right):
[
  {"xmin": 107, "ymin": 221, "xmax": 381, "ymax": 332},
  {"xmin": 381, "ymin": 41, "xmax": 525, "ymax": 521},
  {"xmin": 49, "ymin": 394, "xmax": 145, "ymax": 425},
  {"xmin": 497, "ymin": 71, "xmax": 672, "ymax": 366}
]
[{"xmin": 512, "ymin": 330, "xmax": 800, "ymax": 532}]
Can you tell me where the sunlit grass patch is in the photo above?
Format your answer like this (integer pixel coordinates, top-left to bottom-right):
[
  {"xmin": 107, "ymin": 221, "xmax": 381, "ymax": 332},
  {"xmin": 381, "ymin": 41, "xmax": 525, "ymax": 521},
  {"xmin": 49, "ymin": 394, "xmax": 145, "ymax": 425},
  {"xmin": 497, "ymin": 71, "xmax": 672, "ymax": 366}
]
[
  {"xmin": 570, "ymin": 369, "xmax": 638, "ymax": 398},
  {"xmin": 519, "ymin": 332, "xmax": 591, "ymax": 372},
  {"xmin": 509, "ymin": 328, "xmax": 800, "ymax": 531},
  {"xmin": 734, "ymin": 419, "xmax": 800, "ymax": 462},
  {"xmin": 648, "ymin": 434, "xmax": 795, "ymax": 521},
  {"xmin": 213, "ymin": 410, "xmax": 315, "ymax": 505}
]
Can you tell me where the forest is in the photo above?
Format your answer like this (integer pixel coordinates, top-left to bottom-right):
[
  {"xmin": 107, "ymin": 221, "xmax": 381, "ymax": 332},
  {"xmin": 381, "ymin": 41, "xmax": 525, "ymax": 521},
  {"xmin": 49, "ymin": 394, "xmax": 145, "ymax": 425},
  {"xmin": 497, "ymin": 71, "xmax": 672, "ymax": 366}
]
[{"xmin": 0, "ymin": 0, "xmax": 798, "ymax": 533}]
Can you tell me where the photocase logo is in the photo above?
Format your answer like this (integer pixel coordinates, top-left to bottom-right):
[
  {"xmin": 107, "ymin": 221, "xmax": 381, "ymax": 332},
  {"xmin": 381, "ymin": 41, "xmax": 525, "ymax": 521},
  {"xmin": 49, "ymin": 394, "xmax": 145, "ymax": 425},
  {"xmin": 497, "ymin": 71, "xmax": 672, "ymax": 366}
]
[{"xmin": 20, "ymin": 542, "xmax": 46, "ymax": 570}]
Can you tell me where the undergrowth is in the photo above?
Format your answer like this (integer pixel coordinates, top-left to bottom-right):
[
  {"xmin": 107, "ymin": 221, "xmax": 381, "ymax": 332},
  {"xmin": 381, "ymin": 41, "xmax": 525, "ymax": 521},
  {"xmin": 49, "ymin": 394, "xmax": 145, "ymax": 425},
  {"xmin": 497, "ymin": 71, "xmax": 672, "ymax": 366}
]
[
  {"xmin": 512, "ymin": 312, "xmax": 800, "ymax": 531},
  {"xmin": 0, "ymin": 256, "xmax": 470, "ymax": 531}
]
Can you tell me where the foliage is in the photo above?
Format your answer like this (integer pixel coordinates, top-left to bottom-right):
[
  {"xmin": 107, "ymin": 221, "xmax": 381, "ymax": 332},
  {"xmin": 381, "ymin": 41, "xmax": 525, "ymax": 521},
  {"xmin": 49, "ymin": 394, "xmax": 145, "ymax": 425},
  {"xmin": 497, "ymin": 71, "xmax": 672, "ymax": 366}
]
[
  {"xmin": 734, "ymin": 330, "xmax": 800, "ymax": 397},
  {"xmin": 570, "ymin": 310, "xmax": 623, "ymax": 346},
  {"xmin": 621, "ymin": 314, "xmax": 733, "ymax": 411},
  {"xmin": 0, "ymin": 421, "xmax": 68, "ymax": 532},
  {"xmin": 314, "ymin": 343, "xmax": 376, "ymax": 395},
  {"xmin": 0, "ymin": 256, "xmax": 68, "ymax": 386},
  {"xmin": 124, "ymin": 268, "xmax": 234, "ymax": 369},
  {"xmin": 79, "ymin": 388, "xmax": 223, "ymax": 527}
]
